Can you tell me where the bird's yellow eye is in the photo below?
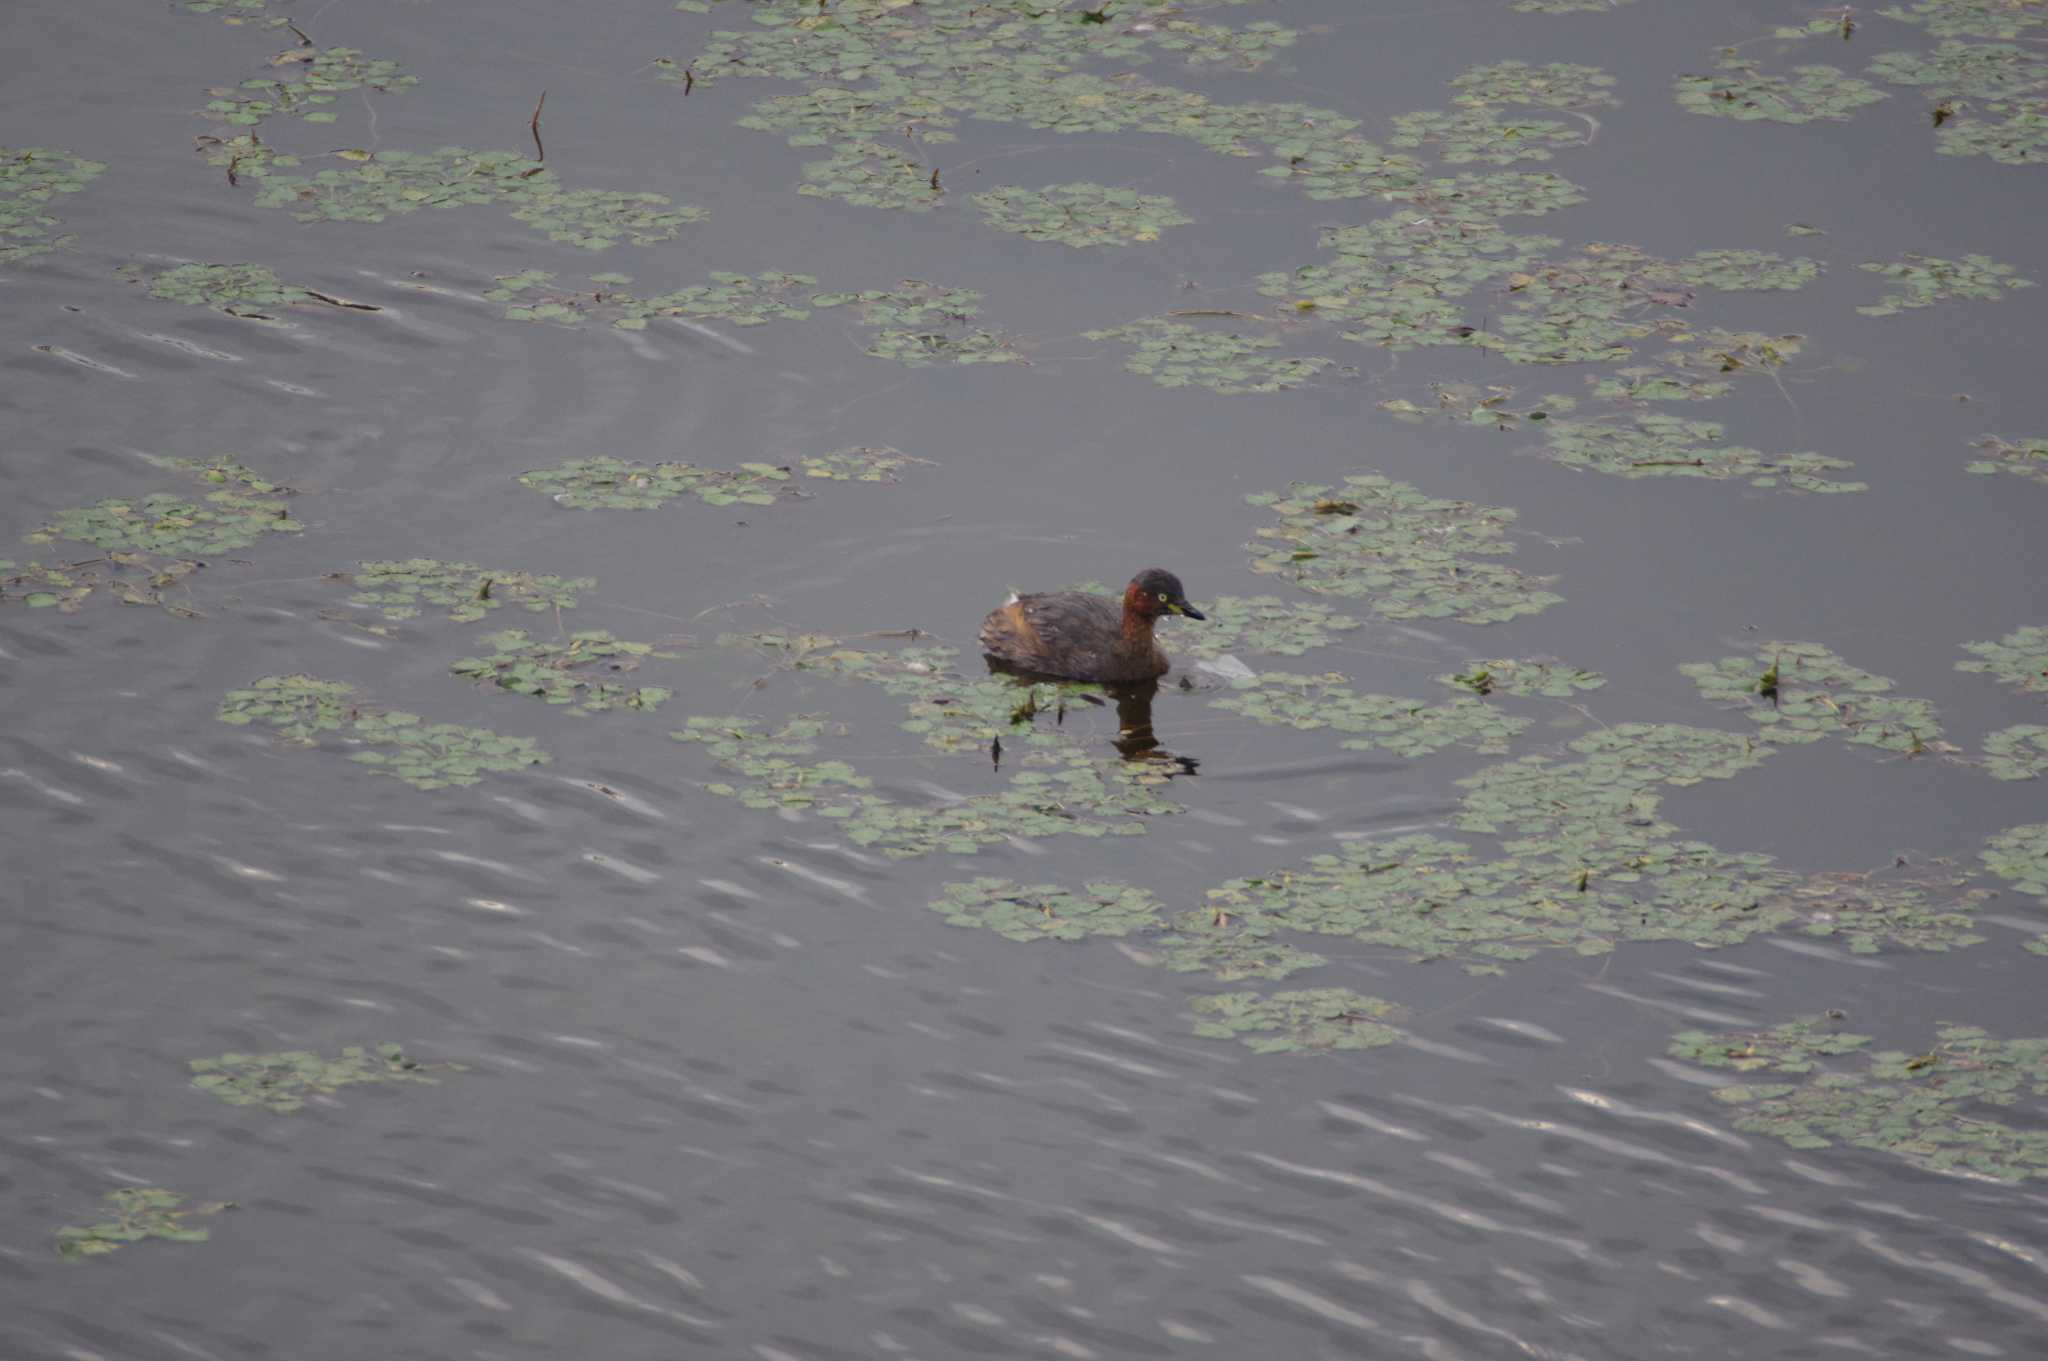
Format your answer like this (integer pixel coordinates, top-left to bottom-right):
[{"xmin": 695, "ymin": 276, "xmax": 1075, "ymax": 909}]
[{"xmin": 1157, "ymin": 592, "xmax": 1169, "ymax": 602}]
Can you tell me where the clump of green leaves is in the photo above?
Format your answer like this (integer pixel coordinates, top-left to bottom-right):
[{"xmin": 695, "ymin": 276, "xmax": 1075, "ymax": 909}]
[
  {"xmin": 800, "ymin": 446, "xmax": 932, "ymax": 482},
  {"xmin": 1957, "ymin": 624, "xmax": 2048, "ymax": 693},
  {"xmin": 1, "ymin": 555, "xmax": 201, "ymax": 615},
  {"xmin": 1440, "ymin": 659, "xmax": 1605, "ymax": 698},
  {"xmin": 1213, "ymin": 673, "xmax": 1529, "ymax": 757},
  {"xmin": 521, "ymin": 456, "xmax": 792, "ymax": 509},
  {"xmin": 57, "ymin": 1189, "xmax": 232, "ymax": 1261},
  {"xmin": 1879, "ymin": 0, "xmax": 2048, "ymax": 40},
  {"xmin": 1984, "ymin": 726, "xmax": 2048, "ymax": 781},
  {"xmin": 1967, "ymin": 434, "xmax": 2048, "ymax": 485},
  {"xmin": 972, "ymin": 182, "xmax": 1191, "ymax": 247},
  {"xmin": 219, "ymin": 676, "xmax": 550, "ymax": 790},
  {"xmin": 189, "ymin": 1043, "xmax": 455, "ymax": 1113},
  {"xmin": 203, "ymin": 47, "xmax": 416, "ymax": 125},
  {"xmin": 1189, "ymin": 988, "xmax": 1401, "ymax": 1054},
  {"xmin": 1451, "ymin": 60, "xmax": 1621, "ymax": 109},
  {"xmin": 338, "ymin": 559, "xmax": 595, "ymax": 622},
  {"xmin": 1087, "ymin": 318, "xmax": 1328, "ymax": 393},
  {"xmin": 1983, "ymin": 823, "xmax": 2048, "ymax": 898},
  {"xmin": 1675, "ymin": 53, "xmax": 1888, "ymax": 123},
  {"xmin": 1857, "ymin": 253, "xmax": 2035, "ymax": 315},
  {"xmin": 28, "ymin": 458, "xmax": 298, "ymax": 557},
  {"xmin": 812, "ymin": 280, "xmax": 1021, "ymax": 367},
  {"xmin": 1243, "ymin": 475, "xmax": 1563, "ymax": 623},
  {"xmin": 1157, "ymin": 917, "xmax": 1328, "ymax": 981},
  {"xmin": 1592, "ymin": 331, "xmax": 1807, "ymax": 402},
  {"xmin": 1670, "ymin": 1014, "xmax": 1873, "ymax": 1072},
  {"xmin": 1681, "ymin": 642, "xmax": 1945, "ymax": 753},
  {"xmin": 1, "ymin": 147, "xmax": 105, "ymax": 262},
  {"xmin": 927, "ymin": 878, "xmax": 1166, "ymax": 941},
  {"xmin": 1388, "ymin": 107, "xmax": 1586, "ymax": 164},
  {"xmin": 486, "ymin": 269, "xmax": 816, "ymax": 330},
  {"xmin": 1537, "ymin": 413, "xmax": 1865, "ymax": 492},
  {"xmin": 252, "ymin": 148, "xmax": 705, "ymax": 249},
  {"xmin": 1675, "ymin": 1020, "xmax": 2048, "ymax": 1181},
  {"xmin": 1159, "ymin": 595, "xmax": 1361, "ymax": 660},
  {"xmin": 216, "ymin": 674, "xmax": 361, "ymax": 744},
  {"xmin": 121, "ymin": 261, "xmax": 302, "ymax": 316},
  {"xmin": 452, "ymin": 630, "xmax": 675, "ymax": 714},
  {"xmin": 181, "ymin": 0, "xmax": 288, "ymax": 26}
]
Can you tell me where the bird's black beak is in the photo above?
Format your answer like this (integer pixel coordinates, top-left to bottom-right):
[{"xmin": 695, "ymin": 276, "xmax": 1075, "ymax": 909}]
[{"xmin": 1173, "ymin": 600, "xmax": 1206, "ymax": 621}]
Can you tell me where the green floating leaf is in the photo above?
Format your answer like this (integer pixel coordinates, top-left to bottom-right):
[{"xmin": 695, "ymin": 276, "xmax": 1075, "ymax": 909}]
[
  {"xmin": 1213, "ymin": 672, "xmax": 1529, "ymax": 757},
  {"xmin": 1672, "ymin": 1019, "xmax": 2048, "ymax": 1181},
  {"xmin": 1983, "ymin": 823, "xmax": 2048, "ymax": 899},
  {"xmin": 0, "ymin": 146, "xmax": 105, "ymax": 263},
  {"xmin": 339, "ymin": 559, "xmax": 594, "ymax": 622},
  {"xmin": 57, "ymin": 1188, "xmax": 232, "ymax": 1261},
  {"xmin": 121, "ymin": 261, "xmax": 301, "ymax": 314},
  {"xmin": 1967, "ymin": 434, "xmax": 2048, "ymax": 486},
  {"xmin": 1957, "ymin": 624, "xmax": 2048, "ymax": 693},
  {"xmin": 1680, "ymin": 642, "xmax": 1945, "ymax": 753},
  {"xmin": 1984, "ymin": 725, "xmax": 2048, "ymax": 781},
  {"xmin": 219, "ymin": 674, "xmax": 550, "ymax": 789},
  {"xmin": 251, "ymin": 147, "xmax": 704, "ymax": 250},
  {"xmin": 1538, "ymin": 412, "xmax": 1864, "ymax": 493},
  {"xmin": 1439, "ymin": 658, "xmax": 1606, "ymax": 698},
  {"xmin": 452, "ymin": 629, "xmax": 677, "ymax": 714},
  {"xmin": 1086, "ymin": 318, "xmax": 1327, "ymax": 393},
  {"xmin": 488, "ymin": 268, "xmax": 816, "ymax": 329},
  {"xmin": 1878, "ymin": 0, "xmax": 2048, "ymax": 40},
  {"xmin": 189, "ymin": 1042, "xmax": 457, "ymax": 1113},
  {"xmin": 927, "ymin": 877, "xmax": 1165, "ymax": 941},
  {"xmin": 520, "ymin": 455, "xmax": 793, "ymax": 509},
  {"xmin": 1856, "ymin": 253, "xmax": 2034, "ymax": 316},
  {"xmin": 972, "ymin": 182, "xmax": 1191, "ymax": 248},
  {"xmin": 1158, "ymin": 595, "xmax": 1362, "ymax": 660},
  {"xmin": 1676, "ymin": 53, "xmax": 1888, "ymax": 123},
  {"xmin": 1243, "ymin": 474, "xmax": 1562, "ymax": 623},
  {"xmin": 799, "ymin": 445, "xmax": 933, "ymax": 482},
  {"xmin": 201, "ymin": 47, "xmax": 416, "ymax": 126},
  {"xmin": 1189, "ymin": 988, "xmax": 1401, "ymax": 1054},
  {"xmin": 1669, "ymin": 1015, "xmax": 1873, "ymax": 1073},
  {"xmin": 27, "ymin": 458, "xmax": 299, "ymax": 557}
]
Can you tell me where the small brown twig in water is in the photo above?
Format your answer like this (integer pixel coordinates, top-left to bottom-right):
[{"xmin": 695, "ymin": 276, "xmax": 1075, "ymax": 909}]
[
  {"xmin": 287, "ymin": 22, "xmax": 312, "ymax": 46},
  {"xmin": 683, "ymin": 68, "xmax": 695, "ymax": 96},
  {"xmin": 1165, "ymin": 309, "xmax": 1270, "ymax": 321},
  {"xmin": 529, "ymin": 90, "xmax": 547, "ymax": 163}
]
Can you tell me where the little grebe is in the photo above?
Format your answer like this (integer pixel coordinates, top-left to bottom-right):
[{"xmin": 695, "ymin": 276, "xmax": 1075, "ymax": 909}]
[{"xmin": 979, "ymin": 568, "xmax": 1206, "ymax": 683}]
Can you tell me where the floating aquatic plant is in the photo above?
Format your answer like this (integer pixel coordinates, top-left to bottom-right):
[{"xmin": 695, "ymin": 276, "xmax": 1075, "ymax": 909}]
[
  {"xmin": 487, "ymin": 269, "xmax": 816, "ymax": 330},
  {"xmin": 219, "ymin": 676, "xmax": 550, "ymax": 789},
  {"xmin": 27, "ymin": 459, "xmax": 298, "ymax": 557},
  {"xmin": 1087, "ymin": 318, "xmax": 1328, "ymax": 393},
  {"xmin": 203, "ymin": 48, "xmax": 415, "ymax": 125},
  {"xmin": 1388, "ymin": 107, "xmax": 1586, "ymax": 164},
  {"xmin": 799, "ymin": 446, "xmax": 933, "ymax": 482},
  {"xmin": 1857, "ymin": 253, "xmax": 2035, "ymax": 316},
  {"xmin": 1675, "ymin": 54, "xmax": 1888, "ymax": 123},
  {"xmin": 189, "ymin": 1043, "xmax": 455, "ymax": 1113},
  {"xmin": 251, "ymin": 148, "xmax": 704, "ymax": 250},
  {"xmin": 972, "ymin": 182, "xmax": 1190, "ymax": 247},
  {"xmin": 1965, "ymin": 433, "xmax": 2048, "ymax": 488},
  {"xmin": 1983, "ymin": 725, "xmax": 2048, "ymax": 780},
  {"xmin": 121, "ymin": 261, "xmax": 300, "ymax": 316},
  {"xmin": 1, "ymin": 556, "xmax": 201, "ymax": 616},
  {"xmin": 1536, "ymin": 413, "xmax": 1865, "ymax": 492},
  {"xmin": 1440, "ymin": 659, "xmax": 1606, "ymax": 698},
  {"xmin": 813, "ymin": 280, "xmax": 1022, "ymax": 366},
  {"xmin": 1159, "ymin": 595, "xmax": 1362, "ymax": 659},
  {"xmin": 1189, "ymin": 988, "xmax": 1401, "ymax": 1054},
  {"xmin": 1680, "ymin": 642, "xmax": 1945, "ymax": 753},
  {"xmin": 1879, "ymin": 0, "xmax": 2048, "ymax": 40},
  {"xmin": 451, "ymin": 630, "xmax": 675, "ymax": 714},
  {"xmin": 927, "ymin": 878, "xmax": 1166, "ymax": 942},
  {"xmin": 1243, "ymin": 475, "xmax": 1563, "ymax": 623},
  {"xmin": 1956, "ymin": 624, "xmax": 2048, "ymax": 693},
  {"xmin": 520, "ymin": 456, "xmax": 793, "ymax": 509},
  {"xmin": 1982, "ymin": 823, "xmax": 2048, "ymax": 898},
  {"xmin": 1, "ymin": 147, "xmax": 105, "ymax": 262},
  {"xmin": 336, "ymin": 559, "xmax": 595, "ymax": 622},
  {"xmin": 216, "ymin": 674, "xmax": 361, "ymax": 744},
  {"xmin": 1669, "ymin": 1014, "xmax": 1874, "ymax": 1072},
  {"xmin": 1451, "ymin": 60, "xmax": 1620, "ymax": 109},
  {"xmin": 1213, "ymin": 673, "xmax": 1529, "ymax": 757},
  {"xmin": 1673, "ymin": 1019, "xmax": 2048, "ymax": 1181},
  {"xmin": 57, "ymin": 1189, "xmax": 232, "ymax": 1261},
  {"xmin": 181, "ymin": 0, "xmax": 288, "ymax": 26},
  {"xmin": 1157, "ymin": 917, "xmax": 1328, "ymax": 982}
]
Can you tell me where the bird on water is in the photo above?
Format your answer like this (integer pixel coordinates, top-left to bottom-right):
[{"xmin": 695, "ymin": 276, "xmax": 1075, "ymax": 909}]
[{"xmin": 978, "ymin": 568, "xmax": 1207, "ymax": 684}]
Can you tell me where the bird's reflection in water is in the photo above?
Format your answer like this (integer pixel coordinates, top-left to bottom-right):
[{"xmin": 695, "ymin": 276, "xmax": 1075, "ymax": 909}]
[{"xmin": 984, "ymin": 662, "xmax": 1199, "ymax": 776}]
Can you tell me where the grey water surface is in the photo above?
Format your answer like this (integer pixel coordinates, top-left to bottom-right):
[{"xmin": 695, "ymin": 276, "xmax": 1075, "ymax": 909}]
[{"xmin": 5, "ymin": 0, "xmax": 2048, "ymax": 1357}]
